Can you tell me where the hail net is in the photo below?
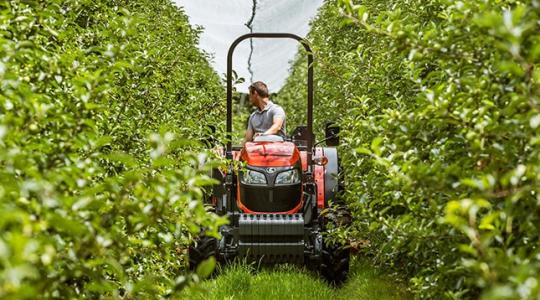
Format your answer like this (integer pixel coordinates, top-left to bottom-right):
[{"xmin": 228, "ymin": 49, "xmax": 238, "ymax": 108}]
[{"xmin": 174, "ymin": 0, "xmax": 324, "ymax": 93}]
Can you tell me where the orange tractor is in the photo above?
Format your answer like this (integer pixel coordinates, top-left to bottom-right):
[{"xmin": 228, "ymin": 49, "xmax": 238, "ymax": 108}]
[{"xmin": 190, "ymin": 33, "xmax": 351, "ymax": 284}]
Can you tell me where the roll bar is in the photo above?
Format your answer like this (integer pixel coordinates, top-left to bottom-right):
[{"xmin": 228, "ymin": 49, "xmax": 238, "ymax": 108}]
[{"xmin": 226, "ymin": 33, "xmax": 314, "ymax": 165}]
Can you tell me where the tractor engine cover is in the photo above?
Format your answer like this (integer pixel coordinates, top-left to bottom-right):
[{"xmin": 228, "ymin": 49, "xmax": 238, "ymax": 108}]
[
  {"xmin": 238, "ymin": 141, "xmax": 303, "ymax": 214},
  {"xmin": 240, "ymin": 141, "xmax": 300, "ymax": 167}
]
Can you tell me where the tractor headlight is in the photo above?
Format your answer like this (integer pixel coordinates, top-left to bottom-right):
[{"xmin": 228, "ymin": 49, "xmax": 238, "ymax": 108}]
[
  {"xmin": 275, "ymin": 169, "xmax": 300, "ymax": 185},
  {"xmin": 241, "ymin": 170, "xmax": 267, "ymax": 185}
]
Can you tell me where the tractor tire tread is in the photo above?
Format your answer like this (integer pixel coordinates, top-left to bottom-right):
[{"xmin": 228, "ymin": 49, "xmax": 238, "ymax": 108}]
[
  {"xmin": 320, "ymin": 244, "xmax": 350, "ymax": 285},
  {"xmin": 188, "ymin": 236, "xmax": 218, "ymax": 270}
]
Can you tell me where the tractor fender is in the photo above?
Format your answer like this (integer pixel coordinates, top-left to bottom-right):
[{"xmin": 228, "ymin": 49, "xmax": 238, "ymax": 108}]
[{"xmin": 323, "ymin": 147, "xmax": 340, "ymax": 206}]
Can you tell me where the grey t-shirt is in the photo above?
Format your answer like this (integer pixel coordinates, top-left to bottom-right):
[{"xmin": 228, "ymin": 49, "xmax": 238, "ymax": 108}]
[{"xmin": 247, "ymin": 101, "xmax": 286, "ymax": 137}]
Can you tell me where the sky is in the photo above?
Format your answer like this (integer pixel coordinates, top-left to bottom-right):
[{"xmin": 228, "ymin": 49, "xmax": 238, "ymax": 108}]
[{"xmin": 174, "ymin": 0, "xmax": 324, "ymax": 93}]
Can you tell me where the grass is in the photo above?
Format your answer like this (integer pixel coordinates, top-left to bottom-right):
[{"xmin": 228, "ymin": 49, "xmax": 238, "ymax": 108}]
[{"xmin": 181, "ymin": 256, "xmax": 411, "ymax": 300}]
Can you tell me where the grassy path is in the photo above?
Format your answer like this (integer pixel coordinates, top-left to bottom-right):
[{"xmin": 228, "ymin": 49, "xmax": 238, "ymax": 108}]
[{"xmin": 181, "ymin": 257, "xmax": 411, "ymax": 300}]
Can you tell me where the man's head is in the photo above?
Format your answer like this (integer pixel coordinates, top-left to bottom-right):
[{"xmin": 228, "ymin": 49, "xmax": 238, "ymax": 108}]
[{"xmin": 248, "ymin": 81, "xmax": 269, "ymax": 106}]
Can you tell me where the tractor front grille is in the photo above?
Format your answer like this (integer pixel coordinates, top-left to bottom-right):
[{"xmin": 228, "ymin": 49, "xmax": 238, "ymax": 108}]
[{"xmin": 240, "ymin": 183, "xmax": 302, "ymax": 212}]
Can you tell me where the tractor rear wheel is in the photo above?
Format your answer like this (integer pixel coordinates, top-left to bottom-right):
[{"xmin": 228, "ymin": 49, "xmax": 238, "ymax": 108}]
[
  {"xmin": 188, "ymin": 236, "xmax": 218, "ymax": 270},
  {"xmin": 320, "ymin": 242, "xmax": 350, "ymax": 285}
]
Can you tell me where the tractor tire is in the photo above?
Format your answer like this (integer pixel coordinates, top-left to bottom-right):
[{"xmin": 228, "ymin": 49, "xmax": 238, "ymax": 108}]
[
  {"xmin": 319, "ymin": 204, "xmax": 352, "ymax": 285},
  {"xmin": 320, "ymin": 242, "xmax": 350, "ymax": 285},
  {"xmin": 188, "ymin": 236, "xmax": 218, "ymax": 271}
]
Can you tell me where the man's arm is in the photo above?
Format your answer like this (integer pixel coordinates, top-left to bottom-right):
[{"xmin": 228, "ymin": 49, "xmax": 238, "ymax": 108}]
[
  {"xmin": 262, "ymin": 117, "xmax": 284, "ymax": 135},
  {"xmin": 243, "ymin": 114, "xmax": 255, "ymax": 146},
  {"xmin": 243, "ymin": 128, "xmax": 254, "ymax": 145}
]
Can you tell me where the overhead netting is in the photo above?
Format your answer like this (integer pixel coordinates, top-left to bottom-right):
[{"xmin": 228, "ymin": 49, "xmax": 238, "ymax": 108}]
[{"xmin": 175, "ymin": 0, "xmax": 323, "ymax": 93}]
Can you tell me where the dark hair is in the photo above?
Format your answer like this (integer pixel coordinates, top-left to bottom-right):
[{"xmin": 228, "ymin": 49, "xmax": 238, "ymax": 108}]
[{"xmin": 249, "ymin": 81, "xmax": 269, "ymax": 98}]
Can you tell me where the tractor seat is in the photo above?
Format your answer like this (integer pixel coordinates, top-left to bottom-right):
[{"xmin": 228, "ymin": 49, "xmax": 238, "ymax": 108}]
[{"xmin": 253, "ymin": 135, "xmax": 284, "ymax": 142}]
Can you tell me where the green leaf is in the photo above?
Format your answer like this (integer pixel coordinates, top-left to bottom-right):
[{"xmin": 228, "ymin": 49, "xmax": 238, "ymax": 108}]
[
  {"xmin": 355, "ymin": 147, "xmax": 372, "ymax": 155},
  {"xmin": 195, "ymin": 256, "xmax": 216, "ymax": 279},
  {"xmin": 370, "ymin": 137, "xmax": 383, "ymax": 156},
  {"xmin": 104, "ymin": 152, "xmax": 138, "ymax": 167}
]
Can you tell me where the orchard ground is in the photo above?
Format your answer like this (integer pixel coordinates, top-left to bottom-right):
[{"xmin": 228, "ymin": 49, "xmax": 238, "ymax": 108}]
[{"xmin": 182, "ymin": 256, "xmax": 411, "ymax": 300}]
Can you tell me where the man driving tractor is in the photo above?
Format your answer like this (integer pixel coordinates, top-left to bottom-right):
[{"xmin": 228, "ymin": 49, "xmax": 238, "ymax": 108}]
[
  {"xmin": 243, "ymin": 81, "xmax": 286, "ymax": 144},
  {"xmin": 190, "ymin": 33, "xmax": 350, "ymax": 286}
]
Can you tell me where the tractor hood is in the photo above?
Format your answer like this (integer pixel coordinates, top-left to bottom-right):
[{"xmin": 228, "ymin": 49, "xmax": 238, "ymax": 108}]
[{"xmin": 240, "ymin": 141, "xmax": 300, "ymax": 167}]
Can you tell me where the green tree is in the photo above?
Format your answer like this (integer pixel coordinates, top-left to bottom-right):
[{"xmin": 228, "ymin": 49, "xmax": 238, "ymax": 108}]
[
  {"xmin": 0, "ymin": 0, "xmax": 225, "ymax": 298},
  {"xmin": 278, "ymin": 0, "xmax": 540, "ymax": 298}
]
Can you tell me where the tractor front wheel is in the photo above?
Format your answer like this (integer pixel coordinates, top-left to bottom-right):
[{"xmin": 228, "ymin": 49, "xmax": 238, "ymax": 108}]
[
  {"xmin": 320, "ymin": 242, "xmax": 350, "ymax": 285},
  {"xmin": 188, "ymin": 236, "xmax": 219, "ymax": 270}
]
